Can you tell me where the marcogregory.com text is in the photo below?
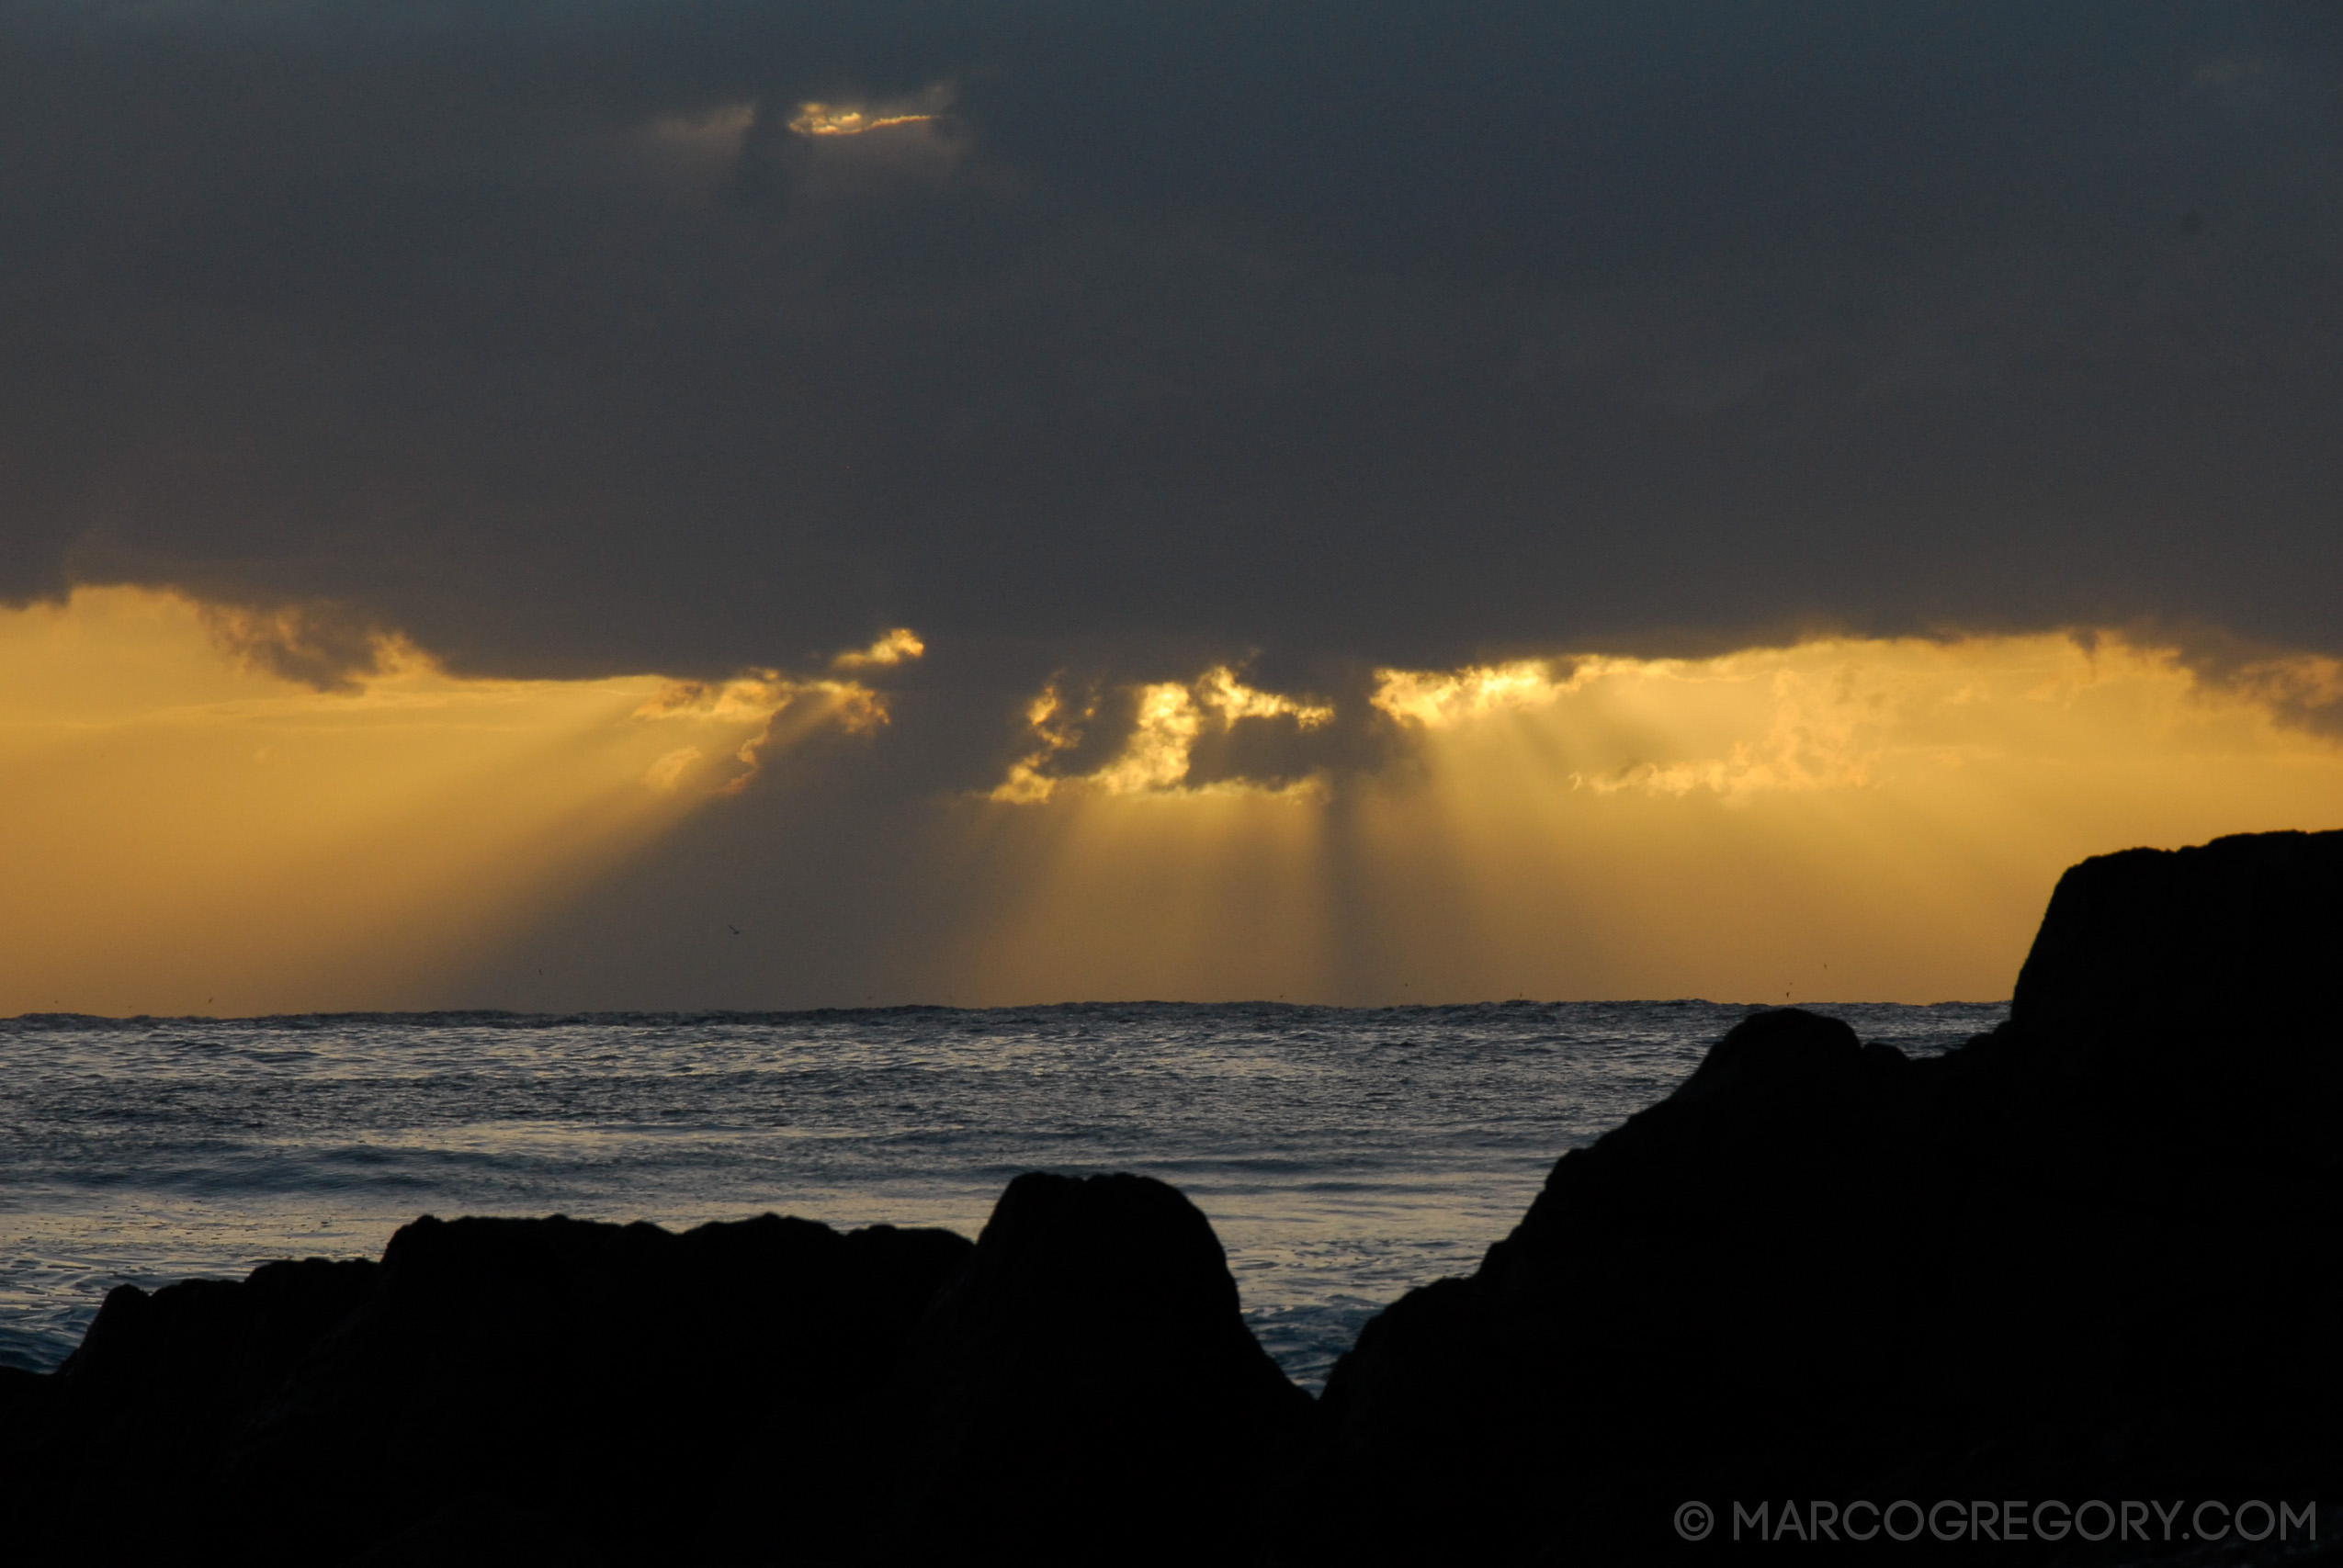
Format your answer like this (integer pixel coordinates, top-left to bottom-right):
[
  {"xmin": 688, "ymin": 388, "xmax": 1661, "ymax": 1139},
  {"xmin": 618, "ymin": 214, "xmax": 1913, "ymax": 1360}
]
[{"xmin": 1671, "ymin": 1497, "xmax": 2319, "ymax": 1545}]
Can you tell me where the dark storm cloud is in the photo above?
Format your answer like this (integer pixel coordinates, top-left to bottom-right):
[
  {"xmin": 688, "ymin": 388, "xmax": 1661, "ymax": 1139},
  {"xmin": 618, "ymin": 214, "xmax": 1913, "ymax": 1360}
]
[{"xmin": 5, "ymin": 0, "xmax": 2338, "ymax": 769}]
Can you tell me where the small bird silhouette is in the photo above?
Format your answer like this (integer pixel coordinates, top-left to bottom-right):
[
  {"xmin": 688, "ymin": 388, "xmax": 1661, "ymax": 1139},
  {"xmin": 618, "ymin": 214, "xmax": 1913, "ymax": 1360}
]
[{"xmin": 727, "ymin": 924, "xmax": 742, "ymax": 936}]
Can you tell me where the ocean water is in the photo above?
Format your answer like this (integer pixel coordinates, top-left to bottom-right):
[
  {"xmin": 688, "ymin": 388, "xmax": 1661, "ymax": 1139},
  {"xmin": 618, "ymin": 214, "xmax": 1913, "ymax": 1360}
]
[{"xmin": 0, "ymin": 1000, "xmax": 2001, "ymax": 1388}]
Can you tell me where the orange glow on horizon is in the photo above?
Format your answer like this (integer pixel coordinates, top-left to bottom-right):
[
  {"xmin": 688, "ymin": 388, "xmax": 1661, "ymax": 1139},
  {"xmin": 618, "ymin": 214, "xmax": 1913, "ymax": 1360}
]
[
  {"xmin": 947, "ymin": 635, "xmax": 2343, "ymax": 1008},
  {"xmin": 4, "ymin": 592, "xmax": 2337, "ymax": 1014},
  {"xmin": 0, "ymin": 589, "xmax": 901, "ymax": 1015}
]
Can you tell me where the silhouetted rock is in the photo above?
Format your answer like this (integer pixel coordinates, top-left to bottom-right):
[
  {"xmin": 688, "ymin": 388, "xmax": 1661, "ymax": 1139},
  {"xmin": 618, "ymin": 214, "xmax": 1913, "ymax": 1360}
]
[
  {"xmin": 2005, "ymin": 829, "xmax": 2343, "ymax": 1178},
  {"xmin": 870, "ymin": 1171, "xmax": 1313, "ymax": 1565},
  {"xmin": 0, "ymin": 1213, "xmax": 972, "ymax": 1566},
  {"xmin": 2012, "ymin": 829, "xmax": 2343, "ymax": 1047},
  {"xmin": 1307, "ymin": 829, "xmax": 2343, "ymax": 1565},
  {"xmin": 0, "ymin": 1256, "xmax": 379, "ymax": 1562}
]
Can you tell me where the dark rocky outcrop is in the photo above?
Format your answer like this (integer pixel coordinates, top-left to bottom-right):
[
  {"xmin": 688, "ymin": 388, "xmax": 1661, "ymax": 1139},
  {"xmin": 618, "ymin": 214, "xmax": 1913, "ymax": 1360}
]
[
  {"xmin": 868, "ymin": 1171, "xmax": 1314, "ymax": 1564},
  {"xmin": 0, "ymin": 1213, "xmax": 972, "ymax": 1565},
  {"xmin": 1304, "ymin": 829, "xmax": 2343, "ymax": 1563},
  {"xmin": 0, "ymin": 1180, "xmax": 1304, "ymax": 1567},
  {"xmin": 2005, "ymin": 828, "xmax": 2343, "ymax": 1179},
  {"xmin": 0, "ymin": 1256, "xmax": 381, "ymax": 1557}
]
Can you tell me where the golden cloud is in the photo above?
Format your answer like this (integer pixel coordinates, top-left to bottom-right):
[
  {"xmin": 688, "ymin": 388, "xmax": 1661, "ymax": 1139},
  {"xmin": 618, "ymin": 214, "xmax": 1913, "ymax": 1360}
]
[
  {"xmin": 634, "ymin": 628, "xmax": 922, "ymax": 794},
  {"xmin": 787, "ymin": 85, "xmax": 952, "ymax": 139},
  {"xmin": 992, "ymin": 666, "xmax": 1334, "ymax": 803}
]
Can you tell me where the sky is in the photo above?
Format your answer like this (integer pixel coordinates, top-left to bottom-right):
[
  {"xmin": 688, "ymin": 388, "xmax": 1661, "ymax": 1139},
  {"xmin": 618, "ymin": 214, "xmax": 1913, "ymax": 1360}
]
[{"xmin": 2, "ymin": 1, "xmax": 2338, "ymax": 1013}]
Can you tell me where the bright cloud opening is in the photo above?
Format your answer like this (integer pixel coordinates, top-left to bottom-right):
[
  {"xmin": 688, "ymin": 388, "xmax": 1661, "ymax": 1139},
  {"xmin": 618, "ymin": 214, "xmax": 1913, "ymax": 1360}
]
[
  {"xmin": 993, "ymin": 666, "xmax": 1335, "ymax": 803},
  {"xmin": 787, "ymin": 87, "xmax": 949, "ymax": 139}
]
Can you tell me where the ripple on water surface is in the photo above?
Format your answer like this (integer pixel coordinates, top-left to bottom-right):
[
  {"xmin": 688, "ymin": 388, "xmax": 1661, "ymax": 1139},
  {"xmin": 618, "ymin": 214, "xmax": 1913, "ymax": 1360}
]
[{"xmin": 0, "ymin": 1000, "xmax": 2002, "ymax": 1384}]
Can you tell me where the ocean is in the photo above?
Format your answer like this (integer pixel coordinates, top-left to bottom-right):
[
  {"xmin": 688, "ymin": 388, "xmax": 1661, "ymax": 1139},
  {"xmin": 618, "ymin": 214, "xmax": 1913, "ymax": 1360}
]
[{"xmin": 0, "ymin": 1000, "xmax": 2001, "ymax": 1387}]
